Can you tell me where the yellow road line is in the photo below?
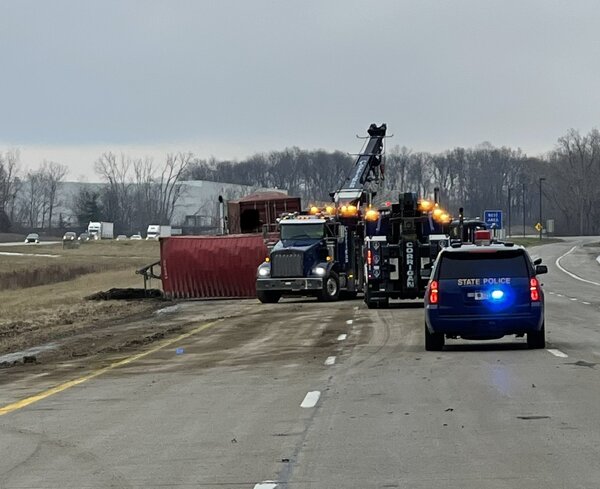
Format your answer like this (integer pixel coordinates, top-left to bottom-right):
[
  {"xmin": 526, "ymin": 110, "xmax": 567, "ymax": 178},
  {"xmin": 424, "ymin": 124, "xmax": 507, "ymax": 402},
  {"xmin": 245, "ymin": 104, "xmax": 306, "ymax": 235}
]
[{"xmin": 0, "ymin": 320, "xmax": 220, "ymax": 417}]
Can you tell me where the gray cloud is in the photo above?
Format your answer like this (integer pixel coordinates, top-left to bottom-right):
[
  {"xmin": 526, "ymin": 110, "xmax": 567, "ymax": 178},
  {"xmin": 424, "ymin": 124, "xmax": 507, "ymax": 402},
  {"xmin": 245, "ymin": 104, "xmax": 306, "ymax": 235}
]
[{"xmin": 1, "ymin": 0, "xmax": 600, "ymax": 165}]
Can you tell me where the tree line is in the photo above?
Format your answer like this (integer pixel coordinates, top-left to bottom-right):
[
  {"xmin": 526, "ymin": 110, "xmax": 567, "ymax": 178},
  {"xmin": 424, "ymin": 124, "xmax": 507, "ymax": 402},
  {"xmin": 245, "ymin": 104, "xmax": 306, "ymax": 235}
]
[
  {"xmin": 0, "ymin": 151, "xmax": 191, "ymax": 235},
  {"xmin": 2, "ymin": 126, "xmax": 599, "ymax": 235},
  {"xmin": 183, "ymin": 128, "xmax": 600, "ymax": 235},
  {"xmin": 74, "ymin": 152, "xmax": 191, "ymax": 234},
  {"xmin": 0, "ymin": 150, "xmax": 69, "ymax": 232}
]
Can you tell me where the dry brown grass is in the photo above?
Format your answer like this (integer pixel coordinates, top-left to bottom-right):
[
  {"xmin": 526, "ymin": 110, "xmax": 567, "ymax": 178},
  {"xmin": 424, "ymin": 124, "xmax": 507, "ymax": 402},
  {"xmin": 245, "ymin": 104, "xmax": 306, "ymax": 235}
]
[
  {"xmin": 0, "ymin": 240, "xmax": 159, "ymax": 289},
  {"xmin": 0, "ymin": 241, "xmax": 163, "ymax": 354}
]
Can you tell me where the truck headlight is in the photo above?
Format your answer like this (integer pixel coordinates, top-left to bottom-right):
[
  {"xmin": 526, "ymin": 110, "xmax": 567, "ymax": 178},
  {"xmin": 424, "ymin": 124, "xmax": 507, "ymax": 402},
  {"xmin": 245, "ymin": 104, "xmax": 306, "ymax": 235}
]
[
  {"xmin": 258, "ymin": 266, "xmax": 270, "ymax": 277},
  {"xmin": 314, "ymin": 266, "xmax": 327, "ymax": 276}
]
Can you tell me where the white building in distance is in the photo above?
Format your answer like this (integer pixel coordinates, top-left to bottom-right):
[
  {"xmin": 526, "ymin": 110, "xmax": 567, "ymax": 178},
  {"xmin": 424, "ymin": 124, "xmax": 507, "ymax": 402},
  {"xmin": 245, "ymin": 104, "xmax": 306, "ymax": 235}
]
[{"xmin": 52, "ymin": 180, "xmax": 261, "ymax": 232}]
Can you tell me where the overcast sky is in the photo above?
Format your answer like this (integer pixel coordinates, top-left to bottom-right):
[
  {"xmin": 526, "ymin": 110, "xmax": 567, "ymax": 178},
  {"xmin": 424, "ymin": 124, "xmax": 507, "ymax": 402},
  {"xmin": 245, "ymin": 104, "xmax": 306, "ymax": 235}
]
[{"xmin": 1, "ymin": 0, "xmax": 600, "ymax": 179}]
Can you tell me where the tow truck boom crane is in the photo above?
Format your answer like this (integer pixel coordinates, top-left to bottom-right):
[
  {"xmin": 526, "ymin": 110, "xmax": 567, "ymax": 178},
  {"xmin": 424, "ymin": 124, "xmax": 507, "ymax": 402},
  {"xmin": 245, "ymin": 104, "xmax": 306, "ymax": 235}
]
[{"xmin": 333, "ymin": 123, "xmax": 387, "ymax": 209}]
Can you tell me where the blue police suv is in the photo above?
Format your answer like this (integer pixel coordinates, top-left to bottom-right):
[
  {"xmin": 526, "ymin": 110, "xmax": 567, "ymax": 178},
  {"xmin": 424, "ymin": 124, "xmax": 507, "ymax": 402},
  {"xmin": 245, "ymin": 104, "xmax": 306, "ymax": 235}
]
[{"xmin": 424, "ymin": 242, "xmax": 547, "ymax": 351}]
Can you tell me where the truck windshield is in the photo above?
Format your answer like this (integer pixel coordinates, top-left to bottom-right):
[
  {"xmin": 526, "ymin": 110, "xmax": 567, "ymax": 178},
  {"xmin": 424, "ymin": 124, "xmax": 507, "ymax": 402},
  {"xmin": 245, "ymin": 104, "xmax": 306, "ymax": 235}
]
[
  {"xmin": 280, "ymin": 224, "xmax": 324, "ymax": 240},
  {"xmin": 438, "ymin": 250, "xmax": 529, "ymax": 279}
]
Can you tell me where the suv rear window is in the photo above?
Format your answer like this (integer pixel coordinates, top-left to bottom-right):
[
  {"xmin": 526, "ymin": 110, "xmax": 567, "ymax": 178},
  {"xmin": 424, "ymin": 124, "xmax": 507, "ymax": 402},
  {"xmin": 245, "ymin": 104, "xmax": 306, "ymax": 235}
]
[{"xmin": 438, "ymin": 250, "xmax": 530, "ymax": 279}]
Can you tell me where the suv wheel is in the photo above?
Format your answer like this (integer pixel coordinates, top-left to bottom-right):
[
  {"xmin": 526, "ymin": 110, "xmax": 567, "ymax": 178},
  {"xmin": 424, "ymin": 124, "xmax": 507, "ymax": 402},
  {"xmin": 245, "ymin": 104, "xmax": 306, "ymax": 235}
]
[
  {"xmin": 527, "ymin": 322, "xmax": 546, "ymax": 349},
  {"xmin": 257, "ymin": 290, "xmax": 281, "ymax": 304},
  {"xmin": 425, "ymin": 323, "xmax": 445, "ymax": 351},
  {"xmin": 318, "ymin": 272, "xmax": 340, "ymax": 302}
]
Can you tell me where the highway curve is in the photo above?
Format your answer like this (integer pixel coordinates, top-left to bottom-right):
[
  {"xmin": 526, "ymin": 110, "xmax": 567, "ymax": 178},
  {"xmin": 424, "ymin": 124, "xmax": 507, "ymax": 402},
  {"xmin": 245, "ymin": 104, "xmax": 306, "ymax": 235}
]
[{"xmin": 1, "ymin": 237, "xmax": 600, "ymax": 488}]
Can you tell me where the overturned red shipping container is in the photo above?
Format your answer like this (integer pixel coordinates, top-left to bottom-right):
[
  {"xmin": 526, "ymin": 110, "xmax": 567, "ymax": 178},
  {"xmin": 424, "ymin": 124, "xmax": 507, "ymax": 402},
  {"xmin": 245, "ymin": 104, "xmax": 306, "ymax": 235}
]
[{"xmin": 160, "ymin": 235, "xmax": 268, "ymax": 299}]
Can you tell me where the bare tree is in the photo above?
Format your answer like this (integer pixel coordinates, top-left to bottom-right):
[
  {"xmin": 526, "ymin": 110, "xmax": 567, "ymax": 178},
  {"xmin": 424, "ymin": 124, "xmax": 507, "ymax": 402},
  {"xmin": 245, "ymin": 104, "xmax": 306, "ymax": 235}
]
[
  {"xmin": 40, "ymin": 161, "xmax": 68, "ymax": 229},
  {"xmin": 95, "ymin": 152, "xmax": 134, "ymax": 230},
  {"xmin": 0, "ymin": 150, "xmax": 21, "ymax": 226},
  {"xmin": 18, "ymin": 170, "xmax": 44, "ymax": 228},
  {"xmin": 157, "ymin": 152, "xmax": 192, "ymax": 222},
  {"xmin": 132, "ymin": 157, "xmax": 157, "ymax": 230}
]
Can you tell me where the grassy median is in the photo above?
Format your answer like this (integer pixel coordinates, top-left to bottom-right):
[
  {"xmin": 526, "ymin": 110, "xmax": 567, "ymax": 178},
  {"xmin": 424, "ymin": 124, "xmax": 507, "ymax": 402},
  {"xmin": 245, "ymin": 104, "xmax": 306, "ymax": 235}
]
[
  {"xmin": 508, "ymin": 237, "xmax": 563, "ymax": 247},
  {"xmin": 0, "ymin": 240, "xmax": 162, "ymax": 355}
]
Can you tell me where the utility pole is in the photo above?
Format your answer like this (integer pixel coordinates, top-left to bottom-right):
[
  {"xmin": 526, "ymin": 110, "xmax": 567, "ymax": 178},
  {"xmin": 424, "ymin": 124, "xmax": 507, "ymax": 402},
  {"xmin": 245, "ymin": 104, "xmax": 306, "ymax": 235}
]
[
  {"xmin": 539, "ymin": 177, "xmax": 546, "ymax": 241},
  {"xmin": 522, "ymin": 183, "xmax": 526, "ymax": 237},
  {"xmin": 508, "ymin": 187, "xmax": 512, "ymax": 238}
]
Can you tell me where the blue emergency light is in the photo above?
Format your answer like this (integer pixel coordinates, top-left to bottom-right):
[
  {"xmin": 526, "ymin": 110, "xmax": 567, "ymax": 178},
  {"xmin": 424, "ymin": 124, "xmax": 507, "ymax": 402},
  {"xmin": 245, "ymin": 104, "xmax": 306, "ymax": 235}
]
[{"xmin": 491, "ymin": 289, "xmax": 505, "ymax": 300}]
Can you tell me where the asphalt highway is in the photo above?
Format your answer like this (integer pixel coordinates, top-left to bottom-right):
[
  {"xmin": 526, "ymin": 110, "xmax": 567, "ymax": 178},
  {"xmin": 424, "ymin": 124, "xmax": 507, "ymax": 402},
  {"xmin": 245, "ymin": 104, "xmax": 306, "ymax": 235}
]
[{"xmin": 1, "ymin": 237, "xmax": 599, "ymax": 488}]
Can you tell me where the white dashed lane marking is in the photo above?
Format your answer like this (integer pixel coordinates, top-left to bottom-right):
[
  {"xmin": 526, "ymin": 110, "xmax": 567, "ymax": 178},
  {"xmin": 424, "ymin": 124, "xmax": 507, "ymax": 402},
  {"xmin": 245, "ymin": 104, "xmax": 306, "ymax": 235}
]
[
  {"xmin": 337, "ymin": 334, "xmax": 347, "ymax": 341},
  {"xmin": 300, "ymin": 391, "xmax": 321, "ymax": 408},
  {"xmin": 570, "ymin": 298, "xmax": 578, "ymax": 301},
  {"xmin": 325, "ymin": 356, "xmax": 336, "ymax": 366},
  {"xmin": 346, "ymin": 319, "xmax": 353, "ymax": 325},
  {"xmin": 254, "ymin": 482, "xmax": 277, "ymax": 489},
  {"xmin": 582, "ymin": 301, "xmax": 591, "ymax": 305},
  {"xmin": 547, "ymin": 349, "xmax": 568, "ymax": 358}
]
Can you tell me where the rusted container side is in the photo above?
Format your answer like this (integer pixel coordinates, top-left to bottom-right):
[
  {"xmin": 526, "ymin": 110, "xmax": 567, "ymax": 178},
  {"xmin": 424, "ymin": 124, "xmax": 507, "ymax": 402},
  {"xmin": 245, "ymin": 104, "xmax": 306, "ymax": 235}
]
[
  {"xmin": 227, "ymin": 192, "xmax": 301, "ymax": 234},
  {"xmin": 160, "ymin": 235, "xmax": 268, "ymax": 299}
]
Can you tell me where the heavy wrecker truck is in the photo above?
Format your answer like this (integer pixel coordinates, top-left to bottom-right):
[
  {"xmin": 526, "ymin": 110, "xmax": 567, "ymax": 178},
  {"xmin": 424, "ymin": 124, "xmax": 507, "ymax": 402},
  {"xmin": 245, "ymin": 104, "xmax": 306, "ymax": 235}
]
[
  {"xmin": 256, "ymin": 123, "xmax": 388, "ymax": 303},
  {"xmin": 363, "ymin": 200, "xmax": 488, "ymax": 308},
  {"xmin": 255, "ymin": 122, "xmax": 481, "ymax": 306},
  {"xmin": 362, "ymin": 192, "xmax": 451, "ymax": 308}
]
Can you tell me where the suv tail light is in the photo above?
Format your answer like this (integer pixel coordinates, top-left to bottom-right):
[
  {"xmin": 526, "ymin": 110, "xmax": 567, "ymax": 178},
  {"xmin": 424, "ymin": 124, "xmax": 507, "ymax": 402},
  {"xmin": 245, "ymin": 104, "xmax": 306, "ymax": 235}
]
[
  {"xmin": 367, "ymin": 249, "xmax": 373, "ymax": 266},
  {"xmin": 429, "ymin": 280, "xmax": 439, "ymax": 304},
  {"xmin": 530, "ymin": 277, "xmax": 540, "ymax": 302}
]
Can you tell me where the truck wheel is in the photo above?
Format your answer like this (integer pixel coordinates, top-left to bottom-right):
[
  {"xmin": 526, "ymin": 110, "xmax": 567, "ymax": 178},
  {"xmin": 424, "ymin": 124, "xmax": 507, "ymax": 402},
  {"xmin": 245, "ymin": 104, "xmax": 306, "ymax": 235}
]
[
  {"xmin": 318, "ymin": 272, "xmax": 340, "ymax": 302},
  {"xmin": 425, "ymin": 323, "xmax": 445, "ymax": 351},
  {"xmin": 257, "ymin": 290, "xmax": 281, "ymax": 304},
  {"xmin": 527, "ymin": 322, "xmax": 546, "ymax": 349}
]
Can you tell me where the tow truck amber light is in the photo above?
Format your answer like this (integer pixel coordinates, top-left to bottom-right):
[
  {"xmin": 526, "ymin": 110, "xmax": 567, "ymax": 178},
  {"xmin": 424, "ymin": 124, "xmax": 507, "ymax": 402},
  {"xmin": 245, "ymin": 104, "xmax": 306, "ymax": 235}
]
[
  {"xmin": 339, "ymin": 205, "xmax": 358, "ymax": 216},
  {"xmin": 419, "ymin": 200, "xmax": 432, "ymax": 211},
  {"xmin": 429, "ymin": 280, "xmax": 439, "ymax": 304},
  {"xmin": 530, "ymin": 277, "xmax": 540, "ymax": 301},
  {"xmin": 365, "ymin": 209, "xmax": 379, "ymax": 221},
  {"xmin": 309, "ymin": 206, "xmax": 319, "ymax": 215},
  {"xmin": 367, "ymin": 249, "xmax": 373, "ymax": 266}
]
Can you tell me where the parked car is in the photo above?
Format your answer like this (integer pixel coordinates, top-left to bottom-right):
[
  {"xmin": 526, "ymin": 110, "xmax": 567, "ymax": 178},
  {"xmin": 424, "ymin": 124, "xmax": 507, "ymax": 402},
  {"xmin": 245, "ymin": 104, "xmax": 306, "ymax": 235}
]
[
  {"xmin": 24, "ymin": 233, "xmax": 40, "ymax": 244},
  {"xmin": 78, "ymin": 232, "xmax": 90, "ymax": 241},
  {"xmin": 130, "ymin": 234, "xmax": 143, "ymax": 240},
  {"xmin": 116, "ymin": 234, "xmax": 128, "ymax": 241},
  {"xmin": 63, "ymin": 231, "xmax": 77, "ymax": 241}
]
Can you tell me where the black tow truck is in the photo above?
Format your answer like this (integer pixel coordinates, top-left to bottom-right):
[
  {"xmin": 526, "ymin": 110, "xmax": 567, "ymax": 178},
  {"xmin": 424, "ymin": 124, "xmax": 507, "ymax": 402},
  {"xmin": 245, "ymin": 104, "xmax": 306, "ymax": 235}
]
[
  {"xmin": 363, "ymin": 199, "xmax": 490, "ymax": 308},
  {"xmin": 362, "ymin": 193, "xmax": 451, "ymax": 308}
]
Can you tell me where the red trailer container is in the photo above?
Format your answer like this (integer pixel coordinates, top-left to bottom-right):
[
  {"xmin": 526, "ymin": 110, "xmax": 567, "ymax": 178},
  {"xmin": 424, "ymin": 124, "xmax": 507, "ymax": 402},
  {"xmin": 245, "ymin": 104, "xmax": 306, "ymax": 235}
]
[
  {"xmin": 227, "ymin": 191, "xmax": 301, "ymax": 234},
  {"xmin": 160, "ymin": 235, "xmax": 268, "ymax": 299}
]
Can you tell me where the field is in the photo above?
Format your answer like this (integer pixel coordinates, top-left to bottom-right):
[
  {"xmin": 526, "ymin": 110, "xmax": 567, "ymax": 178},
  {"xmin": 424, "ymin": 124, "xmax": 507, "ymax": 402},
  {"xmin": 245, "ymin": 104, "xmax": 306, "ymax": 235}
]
[
  {"xmin": 508, "ymin": 237, "xmax": 563, "ymax": 247},
  {"xmin": 0, "ymin": 240, "xmax": 163, "ymax": 359}
]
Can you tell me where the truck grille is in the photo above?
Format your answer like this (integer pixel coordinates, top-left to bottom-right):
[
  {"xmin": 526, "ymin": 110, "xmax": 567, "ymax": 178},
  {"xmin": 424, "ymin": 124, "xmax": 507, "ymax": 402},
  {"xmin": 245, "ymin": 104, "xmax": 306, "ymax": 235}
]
[{"xmin": 271, "ymin": 250, "xmax": 304, "ymax": 278}]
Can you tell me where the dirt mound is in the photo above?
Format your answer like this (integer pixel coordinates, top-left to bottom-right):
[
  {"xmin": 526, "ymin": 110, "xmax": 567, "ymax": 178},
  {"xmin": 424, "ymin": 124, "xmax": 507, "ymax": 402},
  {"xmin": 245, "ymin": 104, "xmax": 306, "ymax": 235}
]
[{"xmin": 86, "ymin": 288, "xmax": 163, "ymax": 300}]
